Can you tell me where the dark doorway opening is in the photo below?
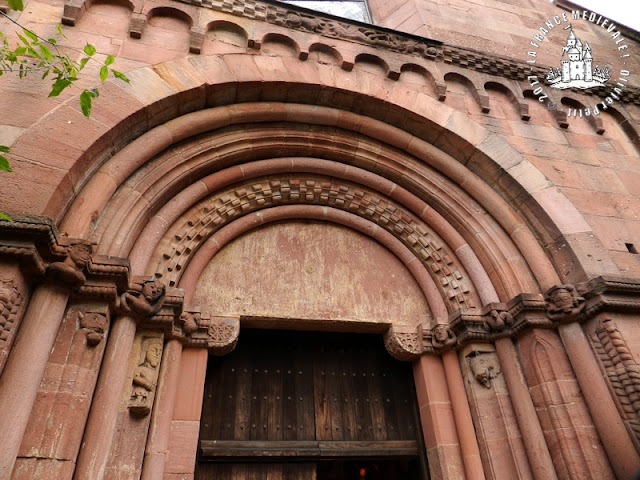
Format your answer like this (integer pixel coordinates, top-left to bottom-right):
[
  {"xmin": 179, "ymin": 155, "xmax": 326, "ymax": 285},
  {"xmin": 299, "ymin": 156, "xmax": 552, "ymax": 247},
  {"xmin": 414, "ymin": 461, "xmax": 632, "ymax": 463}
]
[{"xmin": 196, "ymin": 329, "xmax": 429, "ymax": 479}]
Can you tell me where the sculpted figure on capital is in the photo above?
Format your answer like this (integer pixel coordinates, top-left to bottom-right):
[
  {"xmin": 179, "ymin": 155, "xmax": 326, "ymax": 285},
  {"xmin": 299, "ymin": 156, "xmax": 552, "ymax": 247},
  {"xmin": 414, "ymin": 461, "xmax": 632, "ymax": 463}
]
[
  {"xmin": 431, "ymin": 323, "xmax": 457, "ymax": 350},
  {"xmin": 545, "ymin": 284, "xmax": 585, "ymax": 322},
  {"xmin": 47, "ymin": 240, "xmax": 93, "ymax": 286},
  {"xmin": 117, "ymin": 280, "xmax": 166, "ymax": 318}
]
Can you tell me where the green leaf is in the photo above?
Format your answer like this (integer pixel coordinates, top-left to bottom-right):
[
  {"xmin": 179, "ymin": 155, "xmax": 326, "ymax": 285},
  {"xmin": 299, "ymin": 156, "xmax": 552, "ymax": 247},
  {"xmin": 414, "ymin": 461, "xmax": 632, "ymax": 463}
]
[
  {"xmin": 0, "ymin": 156, "xmax": 13, "ymax": 172},
  {"xmin": 24, "ymin": 29, "xmax": 38, "ymax": 42},
  {"xmin": 105, "ymin": 55, "xmax": 115, "ymax": 66},
  {"xmin": 83, "ymin": 44, "xmax": 96, "ymax": 56},
  {"xmin": 38, "ymin": 44, "xmax": 53, "ymax": 62},
  {"xmin": 48, "ymin": 78, "xmax": 71, "ymax": 97},
  {"xmin": 79, "ymin": 57, "xmax": 90, "ymax": 70},
  {"xmin": 79, "ymin": 89, "xmax": 98, "ymax": 118},
  {"xmin": 99, "ymin": 65, "xmax": 108, "ymax": 83},
  {"xmin": 111, "ymin": 69, "xmax": 130, "ymax": 83},
  {"xmin": 17, "ymin": 33, "xmax": 29, "ymax": 46},
  {"xmin": 55, "ymin": 25, "xmax": 67, "ymax": 40},
  {"xmin": 0, "ymin": 146, "xmax": 10, "ymax": 153},
  {"xmin": 7, "ymin": 0, "xmax": 24, "ymax": 10},
  {"xmin": 0, "ymin": 212, "xmax": 12, "ymax": 222}
]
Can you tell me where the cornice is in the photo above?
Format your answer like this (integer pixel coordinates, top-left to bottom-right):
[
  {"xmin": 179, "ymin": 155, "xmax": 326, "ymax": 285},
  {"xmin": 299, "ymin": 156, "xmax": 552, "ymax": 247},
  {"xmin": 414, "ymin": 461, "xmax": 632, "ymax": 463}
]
[{"xmin": 174, "ymin": 0, "xmax": 640, "ymax": 106}]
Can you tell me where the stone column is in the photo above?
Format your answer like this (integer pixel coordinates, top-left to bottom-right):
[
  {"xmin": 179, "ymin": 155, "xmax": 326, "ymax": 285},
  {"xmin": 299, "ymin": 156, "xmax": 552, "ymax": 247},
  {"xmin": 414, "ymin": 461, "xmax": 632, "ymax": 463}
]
[
  {"xmin": 0, "ymin": 240, "xmax": 92, "ymax": 479},
  {"xmin": 558, "ymin": 322, "xmax": 640, "ymax": 479},
  {"xmin": 12, "ymin": 305, "xmax": 110, "ymax": 480},
  {"xmin": 73, "ymin": 314, "xmax": 138, "ymax": 480},
  {"xmin": 441, "ymin": 350, "xmax": 486, "ymax": 480},
  {"xmin": 140, "ymin": 339, "xmax": 183, "ymax": 480},
  {"xmin": 0, "ymin": 284, "xmax": 69, "ymax": 478},
  {"xmin": 74, "ymin": 280, "xmax": 168, "ymax": 480},
  {"xmin": 413, "ymin": 354, "xmax": 465, "ymax": 480},
  {"xmin": 544, "ymin": 284, "xmax": 640, "ymax": 479},
  {"xmin": 494, "ymin": 337, "xmax": 557, "ymax": 480}
]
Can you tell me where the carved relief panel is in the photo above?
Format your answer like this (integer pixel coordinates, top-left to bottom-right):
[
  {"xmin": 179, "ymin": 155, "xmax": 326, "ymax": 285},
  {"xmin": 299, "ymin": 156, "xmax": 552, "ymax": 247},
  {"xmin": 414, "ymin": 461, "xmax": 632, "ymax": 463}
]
[
  {"xmin": 0, "ymin": 278, "xmax": 24, "ymax": 374},
  {"xmin": 592, "ymin": 318, "xmax": 640, "ymax": 451},
  {"xmin": 127, "ymin": 333, "xmax": 164, "ymax": 417}
]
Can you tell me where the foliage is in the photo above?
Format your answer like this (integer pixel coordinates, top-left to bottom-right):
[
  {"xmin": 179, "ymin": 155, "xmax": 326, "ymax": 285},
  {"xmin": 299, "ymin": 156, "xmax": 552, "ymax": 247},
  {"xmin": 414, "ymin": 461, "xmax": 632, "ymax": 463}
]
[{"xmin": 0, "ymin": 2, "xmax": 130, "ymax": 220}]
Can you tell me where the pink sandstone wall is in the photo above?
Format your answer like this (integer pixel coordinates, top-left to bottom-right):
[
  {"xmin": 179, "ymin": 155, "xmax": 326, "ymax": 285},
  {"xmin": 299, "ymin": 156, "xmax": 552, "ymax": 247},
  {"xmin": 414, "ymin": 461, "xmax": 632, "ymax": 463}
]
[{"xmin": 0, "ymin": 0, "xmax": 640, "ymax": 479}]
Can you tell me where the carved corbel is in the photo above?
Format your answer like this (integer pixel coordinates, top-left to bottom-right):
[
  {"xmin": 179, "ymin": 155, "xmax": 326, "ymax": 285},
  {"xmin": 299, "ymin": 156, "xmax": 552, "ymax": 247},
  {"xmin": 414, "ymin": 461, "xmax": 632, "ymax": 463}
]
[
  {"xmin": 172, "ymin": 307, "xmax": 239, "ymax": 355},
  {"xmin": 61, "ymin": 0, "xmax": 87, "ymax": 26},
  {"xmin": 172, "ymin": 307, "xmax": 210, "ymax": 344},
  {"xmin": 129, "ymin": 12, "xmax": 146, "ymax": 39},
  {"xmin": 519, "ymin": 101, "xmax": 530, "ymax": 121},
  {"xmin": 465, "ymin": 346, "xmax": 501, "ymax": 389},
  {"xmin": 206, "ymin": 316, "xmax": 240, "ymax": 355},
  {"xmin": 46, "ymin": 239, "xmax": 93, "ymax": 287},
  {"xmin": 384, "ymin": 324, "xmax": 422, "ymax": 361},
  {"xmin": 189, "ymin": 27, "xmax": 205, "ymax": 54},
  {"xmin": 78, "ymin": 311, "xmax": 109, "ymax": 347},
  {"xmin": 545, "ymin": 284, "xmax": 585, "ymax": 323}
]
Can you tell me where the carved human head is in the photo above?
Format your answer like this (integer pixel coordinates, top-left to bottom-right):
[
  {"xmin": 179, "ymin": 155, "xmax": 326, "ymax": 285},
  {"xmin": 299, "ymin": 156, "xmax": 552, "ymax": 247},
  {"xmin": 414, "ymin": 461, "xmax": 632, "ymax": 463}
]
[
  {"xmin": 142, "ymin": 338, "xmax": 163, "ymax": 367},
  {"xmin": 433, "ymin": 324, "xmax": 450, "ymax": 342},
  {"xmin": 142, "ymin": 281, "xmax": 165, "ymax": 304},
  {"xmin": 549, "ymin": 288, "xmax": 575, "ymax": 311}
]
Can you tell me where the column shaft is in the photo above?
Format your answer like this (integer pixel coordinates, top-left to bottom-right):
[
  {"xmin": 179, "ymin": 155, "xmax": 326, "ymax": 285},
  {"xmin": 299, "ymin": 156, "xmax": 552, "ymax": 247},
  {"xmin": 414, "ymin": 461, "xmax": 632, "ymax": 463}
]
[
  {"xmin": 0, "ymin": 285, "xmax": 69, "ymax": 478},
  {"xmin": 494, "ymin": 337, "xmax": 557, "ymax": 480},
  {"xmin": 73, "ymin": 315, "xmax": 137, "ymax": 480},
  {"xmin": 141, "ymin": 339, "xmax": 183, "ymax": 480},
  {"xmin": 558, "ymin": 322, "xmax": 640, "ymax": 479}
]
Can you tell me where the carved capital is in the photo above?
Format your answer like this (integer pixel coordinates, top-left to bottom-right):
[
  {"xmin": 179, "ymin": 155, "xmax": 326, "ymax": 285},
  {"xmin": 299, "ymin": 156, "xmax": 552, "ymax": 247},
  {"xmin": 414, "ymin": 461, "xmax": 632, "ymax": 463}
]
[
  {"xmin": 485, "ymin": 309, "xmax": 514, "ymax": 332},
  {"xmin": 545, "ymin": 284, "xmax": 585, "ymax": 323},
  {"xmin": 116, "ymin": 279, "xmax": 167, "ymax": 319}
]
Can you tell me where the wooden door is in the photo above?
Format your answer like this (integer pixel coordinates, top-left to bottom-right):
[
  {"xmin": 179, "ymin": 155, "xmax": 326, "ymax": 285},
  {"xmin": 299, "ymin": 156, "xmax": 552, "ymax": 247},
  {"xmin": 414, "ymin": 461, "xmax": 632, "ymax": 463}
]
[{"xmin": 196, "ymin": 330, "xmax": 428, "ymax": 480}]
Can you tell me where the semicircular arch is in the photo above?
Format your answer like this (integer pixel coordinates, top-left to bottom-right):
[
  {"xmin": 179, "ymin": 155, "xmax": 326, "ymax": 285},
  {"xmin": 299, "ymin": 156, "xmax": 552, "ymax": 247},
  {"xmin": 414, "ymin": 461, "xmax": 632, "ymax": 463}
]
[{"xmin": 5, "ymin": 56, "xmax": 607, "ymax": 296}]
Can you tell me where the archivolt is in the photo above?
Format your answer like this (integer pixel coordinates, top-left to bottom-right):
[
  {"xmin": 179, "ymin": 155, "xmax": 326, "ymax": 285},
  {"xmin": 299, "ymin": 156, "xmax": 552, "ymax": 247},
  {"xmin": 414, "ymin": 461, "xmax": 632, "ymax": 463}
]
[{"xmin": 68, "ymin": 103, "xmax": 550, "ymax": 306}]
